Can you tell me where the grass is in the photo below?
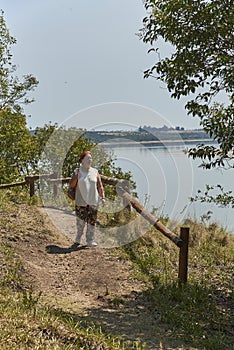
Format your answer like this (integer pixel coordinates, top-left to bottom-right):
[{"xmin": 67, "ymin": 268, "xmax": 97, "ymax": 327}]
[
  {"xmin": 0, "ymin": 288, "xmax": 132, "ymax": 349},
  {"xmin": 0, "ymin": 243, "xmax": 146, "ymax": 350},
  {"xmin": 0, "ymin": 190, "xmax": 234, "ymax": 349},
  {"xmin": 0, "ymin": 191, "xmax": 146, "ymax": 350},
  {"xmin": 121, "ymin": 219, "xmax": 234, "ymax": 350}
]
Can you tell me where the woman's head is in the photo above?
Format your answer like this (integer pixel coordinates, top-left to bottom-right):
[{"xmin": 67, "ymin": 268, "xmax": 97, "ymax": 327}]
[{"xmin": 79, "ymin": 151, "xmax": 92, "ymax": 168}]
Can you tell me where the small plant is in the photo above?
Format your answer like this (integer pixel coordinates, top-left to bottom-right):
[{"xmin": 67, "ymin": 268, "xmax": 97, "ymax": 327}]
[
  {"xmin": 22, "ymin": 288, "xmax": 42, "ymax": 311},
  {"xmin": 105, "ymin": 284, "xmax": 110, "ymax": 296}
]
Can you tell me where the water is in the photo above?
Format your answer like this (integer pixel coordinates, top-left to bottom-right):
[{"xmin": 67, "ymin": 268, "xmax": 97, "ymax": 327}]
[{"xmin": 104, "ymin": 143, "xmax": 234, "ymax": 233}]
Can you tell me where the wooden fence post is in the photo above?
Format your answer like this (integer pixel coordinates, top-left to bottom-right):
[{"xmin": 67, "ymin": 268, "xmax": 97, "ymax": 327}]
[
  {"xmin": 178, "ymin": 227, "xmax": 189, "ymax": 285},
  {"xmin": 52, "ymin": 172, "xmax": 58, "ymax": 197},
  {"xmin": 53, "ymin": 182, "xmax": 58, "ymax": 197},
  {"xmin": 121, "ymin": 179, "xmax": 131, "ymax": 222},
  {"xmin": 25, "ymin": 176, "xmax": 35, "ymax": 197}
]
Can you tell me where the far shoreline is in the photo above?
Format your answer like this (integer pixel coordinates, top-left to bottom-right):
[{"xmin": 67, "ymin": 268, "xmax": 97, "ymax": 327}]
[{"xmin": 102, "ymin": 139, "xmax": 214, "ymax": 147}]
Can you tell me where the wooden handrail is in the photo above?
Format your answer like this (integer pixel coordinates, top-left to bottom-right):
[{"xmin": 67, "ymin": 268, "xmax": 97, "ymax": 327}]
[
  {"xmin": 0, "ymin": 181, "xmax": 27, "ymax": 189},
  {"xmin": 117, "ymin": 184, "xmax": 183, "ymax": 248},
  {"xmin": 0, "ymin": 173, "xmax": 189, "ymax": 283},
  {"xmin": 0, "ymin": 173, "xmax": 183, "ymax": 246}
]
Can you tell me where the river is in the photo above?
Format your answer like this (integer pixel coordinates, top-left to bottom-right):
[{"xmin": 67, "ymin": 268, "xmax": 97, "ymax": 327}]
[{"xmin": 104, "ymin": 142, "xmax": 234, "ymax": 234}]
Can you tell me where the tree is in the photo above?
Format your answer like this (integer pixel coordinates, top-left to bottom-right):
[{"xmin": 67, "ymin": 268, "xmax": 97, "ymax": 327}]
[
  {"xmin": 0, "ymin": 10, "xmax": 38, "ymax": 113},
  {"xmin": 0, "ymin": 10, "xmax": 134, "ymax": 202},
  {"xmin": 140, "ymin": 0, "xmax": 233, "ymax": 207},
  {"xmin": 0, "ymin": 108, "xmax": 35, "ymax": 183},
  {"xmin": 140, "ymin": 0, "xmax": 233, "ymax": 169},
  {"xmin": 0, "ymin": 10, "xmax": 39, "ymax": 183},
  {"xmin": 38, "ymin": 125, "xmax": 135, "ymax": 185}
]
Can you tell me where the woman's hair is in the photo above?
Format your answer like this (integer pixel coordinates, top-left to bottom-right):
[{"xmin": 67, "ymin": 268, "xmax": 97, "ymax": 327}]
[{"xmin": 79, "ymin": 150, "xmax": 91, "ymax": 163}]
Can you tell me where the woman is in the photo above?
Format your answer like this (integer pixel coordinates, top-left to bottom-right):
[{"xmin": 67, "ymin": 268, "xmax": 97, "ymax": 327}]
[{"xmin": 69, "ymin": 150, "xmax": 105, "ymax": 248}]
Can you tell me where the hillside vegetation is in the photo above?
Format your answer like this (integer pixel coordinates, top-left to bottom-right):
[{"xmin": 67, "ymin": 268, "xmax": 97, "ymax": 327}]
[
  {"xmin": 0, "ymin": 190, "xmax": 233, "ymax": 350},
  {"xmin": 84, "ymin": 129, "xmax": 211, "ymax": 144}
]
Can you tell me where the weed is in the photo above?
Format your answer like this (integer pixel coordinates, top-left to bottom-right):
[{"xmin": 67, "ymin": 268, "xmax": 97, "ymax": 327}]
[{"xmin": 22, "ymin": 288, "xmax": 42, "ymax": 311}]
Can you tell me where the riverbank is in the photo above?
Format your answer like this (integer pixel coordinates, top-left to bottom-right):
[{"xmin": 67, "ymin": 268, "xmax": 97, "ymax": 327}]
[
  {"xmin": 85, "ymin": 129, "xmax": 213, "ymax": 146},
  {"xmin": 102, "ymin": 138, "xmax": 213, "ymax": 147}
]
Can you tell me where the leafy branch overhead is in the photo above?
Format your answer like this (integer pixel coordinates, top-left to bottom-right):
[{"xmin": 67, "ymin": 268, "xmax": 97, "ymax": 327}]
[
  {"xmin": 141, "ymin": 0, "xmax": 234, "ymax": 169},
  {"xmin": 191, "ymin": 184, "xmax": 234, "ymax": 209}
]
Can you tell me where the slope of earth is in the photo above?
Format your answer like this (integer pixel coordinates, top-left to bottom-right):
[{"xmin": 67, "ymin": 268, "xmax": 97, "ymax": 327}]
[{"xmin": 1, "ymin": 202, "xmax": 200, "ymax": 349}]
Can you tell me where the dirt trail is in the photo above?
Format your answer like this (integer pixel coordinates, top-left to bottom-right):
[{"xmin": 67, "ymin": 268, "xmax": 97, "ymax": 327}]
[{"xmin": 8, "ymin": 205, "xmax": 186, "ymax": 350}]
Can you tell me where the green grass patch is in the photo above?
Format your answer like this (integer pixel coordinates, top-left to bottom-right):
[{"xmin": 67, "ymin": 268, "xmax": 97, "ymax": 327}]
[
  {"xmin": 122, "ymin": 222, "xmax": 234, "ymax": 350},
  {"xmin": 1, "ymin": 191, "xmax": 233, "ymax": 349}
]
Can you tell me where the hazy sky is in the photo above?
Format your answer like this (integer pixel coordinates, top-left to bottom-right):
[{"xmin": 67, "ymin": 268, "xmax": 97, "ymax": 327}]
[{"xmin": 1, "ymin": 0, "xmax": 201, "ymax": 130}]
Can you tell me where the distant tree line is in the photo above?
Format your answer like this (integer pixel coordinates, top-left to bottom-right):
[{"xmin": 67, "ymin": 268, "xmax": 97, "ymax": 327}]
[
  {"xmin": 84, "ymin": 129, "xmax": 210, "ymax": 143},
  {"xmin": 138, "ymin": 125, "xmax": 185, "ymax": 132}
]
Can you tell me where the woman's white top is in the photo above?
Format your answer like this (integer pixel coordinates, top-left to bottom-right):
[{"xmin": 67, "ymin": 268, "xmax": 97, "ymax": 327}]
[{"xmin": 75, "ymin": 166, "xmax": 99, "ymax": 206}]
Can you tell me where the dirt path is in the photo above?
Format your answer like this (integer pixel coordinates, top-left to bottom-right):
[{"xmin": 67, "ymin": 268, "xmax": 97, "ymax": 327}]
[{"xmin": 8, "ymin": 205, "xmax": 187, "ymax": 349}]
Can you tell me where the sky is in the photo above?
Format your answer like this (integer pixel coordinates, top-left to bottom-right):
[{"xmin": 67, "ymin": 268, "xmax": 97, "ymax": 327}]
[{"xmin": 1, "ymin": 0, "xmax": 201, "ymax": 131}]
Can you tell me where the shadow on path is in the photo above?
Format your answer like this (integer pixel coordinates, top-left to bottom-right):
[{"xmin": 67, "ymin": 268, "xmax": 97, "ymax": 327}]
[
  {"xmin": 49, "ymin": 290, "xmax": 185, "ymax": 350},
  {"xmin": 46, "ymin": 244, "xmax": 87, "ymax": 254}
]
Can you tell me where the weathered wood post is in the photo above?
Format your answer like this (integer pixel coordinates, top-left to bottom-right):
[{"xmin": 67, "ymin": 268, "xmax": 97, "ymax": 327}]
[
  {"xmin": 116, "ymin": 184, "xmax": 183, "ymax": 247},
  {"xmin": 178, "ymin": 227, "xmax": 189, "ymax": 285},
  {"xmin": 53, "ymin": 180, "xmax": 58, "ymax": 197},
  {"xmin": 51, "ymin": 173, "xmax": 58, "ymax": 197},
  {"xmin": 25, "ymin": 176, "xmax": 35, "ymax": 197},
  {"xmin": 121, "ymin": 179, "xmax": 131, "ymax": 222}
]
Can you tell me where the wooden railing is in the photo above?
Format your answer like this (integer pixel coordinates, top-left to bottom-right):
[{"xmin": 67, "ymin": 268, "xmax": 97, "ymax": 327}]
[{"xmin": 0, "ymin": 174, "xmax": 189, "ymax": 284}]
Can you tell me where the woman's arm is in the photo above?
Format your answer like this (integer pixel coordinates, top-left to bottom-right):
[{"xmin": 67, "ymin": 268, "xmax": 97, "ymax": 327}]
[{"xmin": 97, "ymin": 173, "xmax": 105, "ymax": 200}]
